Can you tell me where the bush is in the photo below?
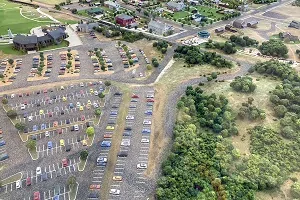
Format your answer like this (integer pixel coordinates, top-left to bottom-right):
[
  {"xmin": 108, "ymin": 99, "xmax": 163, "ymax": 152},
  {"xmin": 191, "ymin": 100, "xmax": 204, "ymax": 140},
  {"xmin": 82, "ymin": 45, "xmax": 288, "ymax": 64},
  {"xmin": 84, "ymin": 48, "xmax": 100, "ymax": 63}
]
[
  {"xmin": 7, "ymin": 110, "xmax": 17, "ymax": 118},
  {"xmin": 98, "ymin": 93, "xmax": 105, "ymax": 98},
  {"xmin": 15, "ymin": 122, "xmax": 26, "ymax": 131},
  {"xmin": 258, "ymin": 39, "xmax": 288, "ymax": 57},
  {"xmin": 80, "ymin": 150, "xmax": 88, "ymax": 160},
  {"xmin": 86, "ymin": 127, "xmax": 95, "ymax": 137},
  {"xmin": 1, "ymin": 98, "xmax": 8, "ymax": 104},
  {"xmin": 230, "ymin": 76, "xmax": 257, "ymax": 93},
  {"xmin": 146, "ymin": 65, "xmax": 152, "ymax": 70},
  {"xmin": 95, "ymin": 109, "xmax": 101, "ymax": 116},
  {"xmin": 104, "ymin": 81, "xmax": 111, "ymax": 86},
  {"xmin": 26, "ymin": 139, "xmax": 36, "ymax": 150}
]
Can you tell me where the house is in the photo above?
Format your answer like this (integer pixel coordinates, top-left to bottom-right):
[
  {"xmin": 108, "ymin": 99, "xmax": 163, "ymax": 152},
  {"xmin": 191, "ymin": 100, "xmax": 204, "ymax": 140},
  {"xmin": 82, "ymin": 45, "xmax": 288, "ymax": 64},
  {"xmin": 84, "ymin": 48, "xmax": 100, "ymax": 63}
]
[
  {"xmin": 148, "ymin": 20, "xmax": 168, "ymax": 35},
  {"xmin": 233, "ymin": 19, "xmax": 246, "ymax": 28},
  {"xmin": 215, "ymin": 27, "xmax": 225, "ymax": 33},
  {"xmin": 280, "ymin": 32, "xmax": 299, "ymax": 42},
  {"xmin": 104, "ymin": 1, "xmax": 120, "ymax": 11},
  {"xmin": 13, "ymin": 26, "xmax": 68, "ymax": 52},
  {"xmin": 77, "ymin": 22, "xmax": 99, "ymax": 32},
  {"xmin": 86, "ymin": 7, "xmax": 103, "ymax": 15},
  {"xmin": 198, "ymin": 30, "xmax": 210, "ymax": 38},
  {"xmin": 289, "ymin": 21, "xmax": 300, "ymax": 29},
  {"xmin": 167, "ymin": 2, "xmax": 185, "ymax": 11},
  {"xmin": 187, "ymin": 0, "xmax": 200, "ymax": 6},
  {"xmin": 247, "ymin": 21, "xmax": 258, "ymax": 28},
  {"xmin": 115, "ymin": 14, "xmax": 135, "ymax": 27}
]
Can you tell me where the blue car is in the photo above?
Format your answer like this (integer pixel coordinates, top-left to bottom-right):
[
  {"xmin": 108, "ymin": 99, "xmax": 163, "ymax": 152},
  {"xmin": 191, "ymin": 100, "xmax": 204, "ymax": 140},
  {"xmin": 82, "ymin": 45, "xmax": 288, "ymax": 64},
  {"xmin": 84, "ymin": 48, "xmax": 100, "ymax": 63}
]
[
  {"xmin": 69, "ymin": 103, "xmax": 74, "ymax": 109},
  {"xmin": 23, "ymin": 113, "xmax": 28, "ymax": 118},
  {"xmin": 96, "ymin": 157, "xmax": 107, "ymax": 166},
  {"xmin": 33, "ymin": 125, "xmax": 38, "ymax": 131},
  {"xmin": 0, "ymin": 140, "xmax": 6, "ymax": 146},
  {"xmin": 99, "ymin": 87, "xmax": 104, "ymax": 92},
  {"xmin": 101, "ymin": 141, "xmax": 111, "ymax": 147},
  {"xmin": 47, "ymin": 141, "xmax": 53, "ymax": 149},
  {"xmin": 110, "ymin": 111, "xmax": 118, "ymax": 116},
  {"xmin": 54, "ymin": 195, "xmax": 59, "ymax": 200},
  {"xmin": 142, "ymin": 129, "xmax": 151, "ymax": 134},
  {"xmin": 41, "ymin": 123, "xmax": 46, "ymax": 130},
  {"xmin": 144, "ymin": 110, "xmax": 153, "ymax": 115}
]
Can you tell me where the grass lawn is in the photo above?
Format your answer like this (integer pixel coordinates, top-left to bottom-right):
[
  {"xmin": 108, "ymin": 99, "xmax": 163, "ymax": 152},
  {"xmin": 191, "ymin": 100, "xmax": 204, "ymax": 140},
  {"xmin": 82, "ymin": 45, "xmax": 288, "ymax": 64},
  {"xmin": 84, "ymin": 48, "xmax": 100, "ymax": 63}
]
[
  {"xmin": 40, "ymin": 40, "xmax": 69, "ymax": 51},
  {"xmin": 0, "ymin": 44, "xmax": 26, "ymax": 56},
  {"xmin": 193, "ymin": 5, "xmax": 224, "ymax": 19},
  {"xmin": 0, "ymin": 0, "xmax": 53, "ymax": 35},
  {"xmin": 173, "ymin": 11, "xmax": 190, "ymax": 19},
  {"xmin": 77, "ymin": 10, "xmax": 89, "ymax": 17}
]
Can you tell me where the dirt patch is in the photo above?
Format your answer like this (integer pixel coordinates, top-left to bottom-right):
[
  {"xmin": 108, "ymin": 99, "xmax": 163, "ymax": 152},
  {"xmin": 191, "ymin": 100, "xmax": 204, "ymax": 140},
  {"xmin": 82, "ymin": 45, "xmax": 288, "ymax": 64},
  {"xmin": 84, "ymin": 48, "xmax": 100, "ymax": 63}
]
[
  {"xmin": 271, "ymin": 4, "xmax": 300, "ymax": 20},
  {"xmin": 40, "ymin": 8, "xmax": 78, "ymax": 21},
  {"xmin": 133, "ymin": 39, "xmax": 163, "ymax": 61}
]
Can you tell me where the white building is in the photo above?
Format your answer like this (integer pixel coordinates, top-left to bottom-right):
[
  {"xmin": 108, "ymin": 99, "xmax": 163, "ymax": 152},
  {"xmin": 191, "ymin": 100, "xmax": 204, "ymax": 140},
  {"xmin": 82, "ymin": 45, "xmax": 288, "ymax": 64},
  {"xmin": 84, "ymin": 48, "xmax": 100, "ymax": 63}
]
[
  {"xmin": 148, "ymin": 20, "xmax": 169, "ymax": 35},
  {"xmin": 104, "ymin": 1, "xmax": 120, "ymax": 11}
]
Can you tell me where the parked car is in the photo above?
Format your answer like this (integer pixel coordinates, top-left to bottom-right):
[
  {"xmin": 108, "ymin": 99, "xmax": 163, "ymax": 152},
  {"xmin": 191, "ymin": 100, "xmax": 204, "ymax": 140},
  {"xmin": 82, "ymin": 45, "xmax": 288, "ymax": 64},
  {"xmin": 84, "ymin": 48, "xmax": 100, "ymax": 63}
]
[
  {"xmin": 62, "ymin": 158, "xmax": 68, "ymax": 167},
  {"xmin": 41, "ymin": 173, "xmax": 48, "ymax": 181},
  {"xmin": 137, "ymin": 163, "xmax": 147, "ymax": 169},
  {"xmin": 36, "ymin": 167, "xmax": 42, "ymax": 175},
  {"xmin": 34, "ymin": 191, "xmax": 40, "ymax": 200},
  {"xmin": 0, "ymin": 140, "xmax": 6, "ymax": 146},
  {"xmin": 16, "ymin": 180, "xmax": 21, "ymax": 189},
  {"xmin": 110, "ymin": 189, "xmax": 120, "ymax": 195},
  {"xmin": 26, "ymin": 177, "xmax": 31, "ymax": 186},
  {"xmin": 47, "ymin": 141, "xmax": 53, "ymax": 149},
  {"xmin": 101, "ymin": 141, "xmax": 111, "ymax": 147},
  {"xmin": 65, "ymin": 144, "xmax": 71, "ymax": 152}
]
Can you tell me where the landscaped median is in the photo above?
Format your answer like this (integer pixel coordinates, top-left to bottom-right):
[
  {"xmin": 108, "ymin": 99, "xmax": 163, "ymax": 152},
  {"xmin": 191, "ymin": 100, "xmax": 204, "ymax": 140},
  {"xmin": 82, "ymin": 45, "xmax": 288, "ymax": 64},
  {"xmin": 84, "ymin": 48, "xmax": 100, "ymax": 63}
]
[
  {"xmin": 78, "ymin": 151, "xmax": 88, "ymax": 171},
  {"xmin": 0, "ymin": 172, "xmax": 23, "ymax": 186},
  {"xmin": 67, "ymin": 177, "xmax": 79, "ymax": 200}
]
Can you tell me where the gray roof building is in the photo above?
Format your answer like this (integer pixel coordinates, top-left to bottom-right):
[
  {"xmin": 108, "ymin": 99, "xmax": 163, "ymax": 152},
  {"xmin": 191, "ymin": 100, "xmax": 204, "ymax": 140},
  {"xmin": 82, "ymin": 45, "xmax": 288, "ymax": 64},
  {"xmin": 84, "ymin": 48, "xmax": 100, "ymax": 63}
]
[
  {"xmin": 47, "ymin": 28, "xmax": 66, "ymax": 41},
  {"xmin": 233, "ymin": 19, "xmax": 245, "ymax": 28},
  {"xmin": 117, "ymin": 14, "xmax": 133, "ymax": 20},
  {"xmin": 167, "ymin": 2, "xmax": 185, "ymax": 11},
  {"xmin": 13, "ymin": 35, "xmax": 37, "ymax": 45},
  {"xmin": 77, "ymin": 22, "xmax": 99, "ymax": 32},
  {"xmin": 148, "ymin": 20, "xmax": 168, "ymax": 35},
  {"xmin": 289, "ymin": 21, "xmax": 300, "ymax": 29}
]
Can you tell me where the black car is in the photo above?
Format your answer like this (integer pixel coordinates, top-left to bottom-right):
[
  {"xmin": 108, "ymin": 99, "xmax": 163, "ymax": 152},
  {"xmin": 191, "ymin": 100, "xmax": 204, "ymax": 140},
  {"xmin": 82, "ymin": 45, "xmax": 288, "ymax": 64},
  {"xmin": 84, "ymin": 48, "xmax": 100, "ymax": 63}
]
[
  {"xmin": 124, "ymin": 127, "xmax": 132, "ymax": 131},
  {"xmin": 123, "ymin": 132, "xmax": 131, "ymax": 136},
  {"xmin": 117, "ymin": 151, "xmax": 128, "ymax": 157},
  {"xmin": 70, "ymin": 126, "xmax": 75, "ymax": 131},
  {"xmin": 112, "ymin": 105, "xmax": 119, "ymax": 108},
  {"xmin": 107, "ymin": 120, "xmax": 116, "ymax": 125},
  {"xmin": 88, "ymin": 193, "xmax": 99, "ymax": 199},
  {"xmin": 52, "ymin": 95, "xmax": 56, "ymax": 100},
  {"xmin": 114, "ymin": 92, "xmax": 122, "ymax": 96},
  {"xmin": 65, "ymin": 144, "xmax": 71, "ymax": 152},
  {"xmin": 61, "ymin": 110, "xmax": 64, "ymax": 115},
  {"xmin": 66, "ymin": 119, "xmax": 70, "ymax": 124},
  {"xmin": 31, "ymin": 135, "xmax": 37, "ymax": 140},
  {"xmin": 24, "ymin": 128, "xmax": 28, "ymax": 133},
  {"xmin": 36, "ymin": 91, "xmax": 40, "ymax": 95},
  {"xmin": 36, "ymin": 102, "xmax": 41, "ymax": 107},
  {"xmin": 86, "ymin": 121, "xmax": 93, "ymax": 127},
  {"xmin": 77, "ymin": 135, "xmax": 82, "ymax": 142},
  {"xmin": 56, "ymin": 170, "xmax": 62, "ymax": 177}
]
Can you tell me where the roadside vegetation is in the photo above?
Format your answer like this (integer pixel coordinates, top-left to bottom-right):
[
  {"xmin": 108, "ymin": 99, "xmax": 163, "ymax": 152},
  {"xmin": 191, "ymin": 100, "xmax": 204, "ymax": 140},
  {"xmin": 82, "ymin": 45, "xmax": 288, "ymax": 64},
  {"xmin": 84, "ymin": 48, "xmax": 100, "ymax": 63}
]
[{"xmin": 258, "ymin": 39, "xmax": 288, "ymax": 58}]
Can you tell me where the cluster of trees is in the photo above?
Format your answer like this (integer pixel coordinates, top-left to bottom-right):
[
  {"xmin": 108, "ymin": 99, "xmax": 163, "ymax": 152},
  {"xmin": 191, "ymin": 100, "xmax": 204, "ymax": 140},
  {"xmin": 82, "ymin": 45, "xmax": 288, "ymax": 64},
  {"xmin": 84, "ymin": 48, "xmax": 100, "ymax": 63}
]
[
  {"xmin": 253, "ymin": 0, "xmax": 277, "ymax": 4},
  {"xmin": 153, "ymin": 41, "xmax": 168, "ymax": 54},
  {"xmin": 174, "ymin": 46, "xmax": 233, "ymax": 68},
  {"xmin": 157, "ymin": 86, "xmax": 255, "ymax": 199},
  {"xmin": 258, "ymin": 39, "xmax": 288, "ymax": 57},
  {"xmin": 37, "ymin": 52, "xmax": 45, "ymax": 76},
  {"xmin": 183, "ymin": 86, "xmax": 238, "ymax": 137},
  {"xmin": 296, "ymin": 49, "xmax": 300, "ymax": 58},
  {"xmin": 238, "ymin": 98, "xmax": 266, "ymax": 120},
  {"xmin": 152, "ymin": 58, "xmax": 159, "ymax": 68},
  {"xmin": 230, "ymin": 76, "xmax": 257, "ymax": 93},
  {"xmin": 205, "ymin": 40, "xmax": 237, "ymax": 54},
  {"xmin": 292, "ymin": 0, "xmax": 300, "ymax": 6},
  {"xmin": 291, "ymin": 181, "xmax": 300, "ymax": 198},
  {"xmin": 229, "ymin": 35, "xmax": 259, "ymax": 47}
]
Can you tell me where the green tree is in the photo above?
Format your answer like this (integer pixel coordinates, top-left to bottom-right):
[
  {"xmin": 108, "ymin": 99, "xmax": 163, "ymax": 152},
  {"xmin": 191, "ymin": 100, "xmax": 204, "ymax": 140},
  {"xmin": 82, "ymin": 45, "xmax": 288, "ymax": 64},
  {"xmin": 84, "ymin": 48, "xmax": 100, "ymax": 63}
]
[
  {"xmin": 15, "ymin": 122, "xmax": 26, "ymax": 131},
  {"xmin": 95, "ymin": 108, "xmax": 101, "ymax": 116},
  {"xmin": 104, "ymin": 81, "xmax": 111, "ymax": 86},
  {"xmin": 86, "ymin": 127, "xmax": 95, "ymax": 137},
  {"xmin": 2, "ymin": 98, "xmax": 8, "ymax": 104},
  {"xmin": 291, "ymin": 181, "xmax": 300, "ymax": 198},
  {"xmin": 7, "ymin": 110, "xmax": 17, "ymax": 118},
  {"xmin": 26, "ymin": 139, "xmax": 36, "ymax": 150},
  {"xmin": 8, "ymin": 59, "xmax": 14, "ymax": 65},
  {"xmin": 98, "ymin": 93, "xmax": 105, "ymax": 98},
  {"xmin": 80, "ymin": 150, "xmax": 88, "ymax": 160}
]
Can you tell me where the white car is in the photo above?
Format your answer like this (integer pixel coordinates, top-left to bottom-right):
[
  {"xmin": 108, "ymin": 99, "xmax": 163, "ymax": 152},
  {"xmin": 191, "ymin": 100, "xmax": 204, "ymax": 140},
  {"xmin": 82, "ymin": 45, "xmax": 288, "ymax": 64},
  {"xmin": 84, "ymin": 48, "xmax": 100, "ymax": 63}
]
[
  {"xmin": 74, "ymin": 124, "xmax": 79, "ymax": 131},
  {"xmin": 143, "ymin": 120, "xmax": 151, "ymax": 125},
  {"xmin": 94, "ymin": 91, "xmax": 99, "ymax": 96},
  {"xmin": 21, "ymin": 104, "xmax": 26, "ymax": 110},
  {"xmin": 110, "ymin": 189, "xmax": 120, "ymax": 195},
  {"xmin": 146, "ymin": 94, "xmax": 154, "ymax": 98},
  {"xmin": 80, "ymin": 82, "xmax": 84, "ymax": 87},
  {"xmin": 141, "ymin": 139, "xmax": 149, "ymax": 143},
  {"xmin": 76, "ymin": 102, "xmax": 81, "ymax": 108},
  {"xmin": 36, "ymin": 167, "xmax": 42, "ymax": 175},
  {"xmin": 70, "ymin": 84, "xmax": 74, "ymax": 88},
  {"xmin": 121, "ymin": 139, "xmax": 130, "ymax": 146},
  {"xmin": 45, "ymin": 131, "xmax": 50, "ymax": 137},
  {"xmin": 93, "ymin": 103, "xmax": 99, "ymax": 108},
  {"xmin": 16, "ymin": 180, "xmax": 21, "ymax": 189},
  {"xmin": 11, "ymin": 94, "xmax": 15, "ymax": 99},
  {"xmin": 137, "ymin": 163, "xmax": 147, "ymax": 169},
  {"xmin": 126, "ymin": 115, "xmax": 134, "ymax": 120},
  {"xmin": 28, "ymin": 116, "xmax": 33, "ymax": 122}
]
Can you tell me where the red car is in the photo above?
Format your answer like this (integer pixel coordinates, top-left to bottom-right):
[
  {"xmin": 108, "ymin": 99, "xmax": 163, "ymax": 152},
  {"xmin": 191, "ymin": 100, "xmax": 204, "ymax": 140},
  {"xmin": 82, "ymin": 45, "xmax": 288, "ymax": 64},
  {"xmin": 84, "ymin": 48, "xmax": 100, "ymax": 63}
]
[
  {"xmin": 56, "ymin": 128, "xmax": 62, "ymax": 134},
  {"xmin": 48, "ymin": 112, "xmax": 53, "ymax": 117},
  {"xmin": 24, "ymin": 101, "xmax": 28, "ymax": 105},
  {"xmin": 81, "ymin": 115, "xmax": 85, "ymax": 121},
  {"xmin": 62, "ymin": 158, "xmax": 69, "ymax": 167},
  {"xmin": 26, "ymin": 92, "xmax": 30, "ymax": 96},
  {"xmin": 104, "ymin": 134, "xmax": 112, "ymax": 138},
  {"xmin": 34, "ymin": 191, "xmax": 40, "ymax": 200},
  {"xmin": 131, "ymin": 94, "xmax": 139, "ymax": 98},
  {"xmin": 147, "ymin": 98, "xmax": 154, "ymax": 102},
  {"xmin": 43, "ymin": 89, "xmax": 47, "ymax": 93},
  {"xmin": 18, "ymin": 93, "xmax": 23, "ymax": 97},
  {"xmin": 26, "ymin": 177, "xmax": 31, "ymax": 186}
]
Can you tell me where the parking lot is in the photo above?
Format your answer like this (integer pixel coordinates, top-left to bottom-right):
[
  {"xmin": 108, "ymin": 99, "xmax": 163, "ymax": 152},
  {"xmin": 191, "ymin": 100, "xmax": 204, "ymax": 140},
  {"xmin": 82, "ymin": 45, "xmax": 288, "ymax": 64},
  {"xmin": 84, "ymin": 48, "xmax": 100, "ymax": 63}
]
[{"xmin": 107, "ymin": 88, "xmax": 154, "ymax": 199}]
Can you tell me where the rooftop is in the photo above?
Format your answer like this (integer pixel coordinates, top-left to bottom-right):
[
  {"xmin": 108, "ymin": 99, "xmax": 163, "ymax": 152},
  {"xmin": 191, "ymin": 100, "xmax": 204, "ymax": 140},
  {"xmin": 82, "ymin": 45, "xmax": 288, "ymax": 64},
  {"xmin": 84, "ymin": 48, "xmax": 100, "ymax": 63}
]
[
  {"xmin": 13, "ymin": 35, "xmax": 37, "ymax": 45},
  {"xmin": 116, "ymin": 14, "xmax": 133, "ymax": 20}
]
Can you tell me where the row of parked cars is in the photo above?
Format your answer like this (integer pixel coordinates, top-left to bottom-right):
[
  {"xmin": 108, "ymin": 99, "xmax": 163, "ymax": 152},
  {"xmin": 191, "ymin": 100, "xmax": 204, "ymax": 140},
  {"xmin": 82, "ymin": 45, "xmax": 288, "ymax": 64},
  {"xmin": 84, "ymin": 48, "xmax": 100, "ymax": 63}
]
[
  {"xmin": 139, "ymin": 49, "xmax": 150, "ymax": 64},
  {"xmin": 59, "ymin": 52, "xmax": 80, "ymax": 75},
  {"xmin": 117, "ymin": 45, "xmax": 139, "ymax": 68},
  {"xmin": 91, "ymin": 49, "xmax": 113, "ymax": 73},
  {"xmin": 29, "ymin": 54, "xmax": 52, "ymax": 78},
  {"xmin": 0, "ymin": 58, "xmax": 22, "ymax": 82}
]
